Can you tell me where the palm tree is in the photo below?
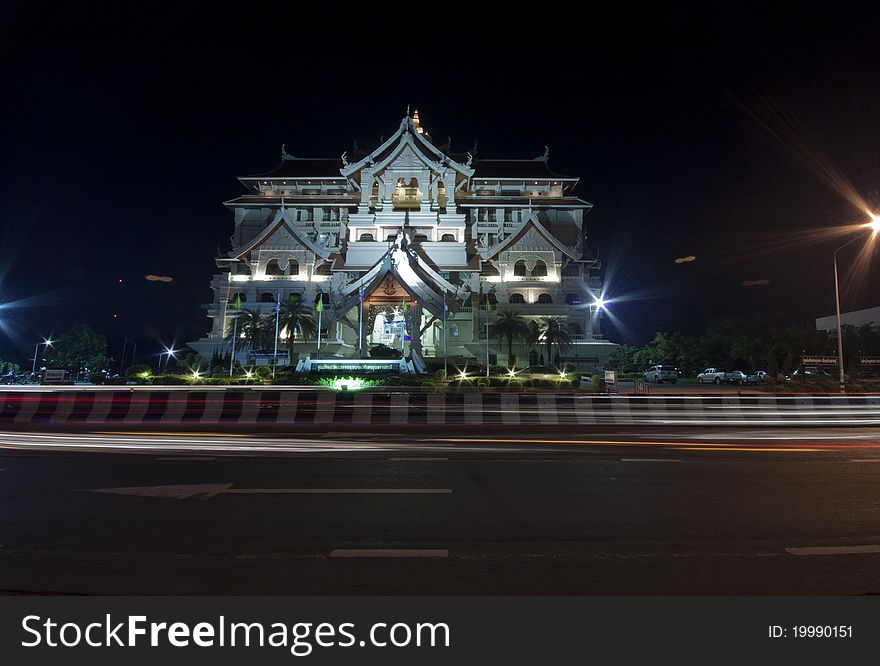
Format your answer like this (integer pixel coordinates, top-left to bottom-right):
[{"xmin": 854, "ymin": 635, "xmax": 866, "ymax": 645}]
[
  {"xmin": 228, "ymin": 309, "xmax": 272, "ymax": 354},
  {"xmin": 279, "ymin": 294, "xmax": 317, "ymax": 363},
  {"xmin": 490, "ymin": 309, "xmax": 528, "ymax": 367},
  {"xmin": 525, "ymin": 319, "xmax": 542, "ymax": 364},
  {"xmin": 540, "ymin": 316, "xmax": 573, "ymax": 367}
]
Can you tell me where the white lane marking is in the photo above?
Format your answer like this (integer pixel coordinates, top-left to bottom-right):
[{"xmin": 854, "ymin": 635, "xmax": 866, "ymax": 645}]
[
  {"xmin": 848, "ymin": 458, "xmax": 880, "ymax": 463},
  {"xmin": 89, "ymin": 484, "xmax": 452, "ymax": 499},
  {"xmin": 93, "ymin": 483, "xmax": 233, "ymax": 499},
  {"xmin": 620, "ymin": 458, "xmax": 683, "ymax": 463},
  {"xmin": 388, "ymin": 457, "xmax": 448, "ymax": 461},
  {"xmin": 330, "ymin": 549, "xmax": 448, "ymax": 558},
  {"xmin": 786, "ymin": 545, "xmax": 880, "ymax": 556}
]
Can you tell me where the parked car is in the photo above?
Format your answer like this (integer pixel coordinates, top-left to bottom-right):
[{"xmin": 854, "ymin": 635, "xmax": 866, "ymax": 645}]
[
  {"xmin": 724, "ymin": 370, "xmax": 748, "ymax": 385},
  {"xmin": 643, "ymin": 365, "xmax": 678, "ymax": 383},
  {"xmin": 792, "ymin": 365, "xmax": 832, "ymax": 378},
  {"xmin": 744, "ymin": 370, "xmax": 768, "ymax": 384},
  {"xmin": 697, "ymin": 368, "xmax": 727, "ymax": 384}
]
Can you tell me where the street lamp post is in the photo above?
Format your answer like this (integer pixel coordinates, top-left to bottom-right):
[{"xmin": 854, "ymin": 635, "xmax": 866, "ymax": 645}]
[
  {"xmin": 31, "ymin": 338, "xmax": 53, "ymax": 376},
  {"xmin": 832, "ymin": 214, "xmax": 880, "ymax": 393},
  {"xmin": 159, "ymin": 347, "xmax": 176, "ymax": 373}
]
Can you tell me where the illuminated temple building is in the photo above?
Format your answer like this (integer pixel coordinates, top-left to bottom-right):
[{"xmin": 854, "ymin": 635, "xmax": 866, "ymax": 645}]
[{"xmin": 189, "ymin": 111, "xmax": 616, "ymax": 370}]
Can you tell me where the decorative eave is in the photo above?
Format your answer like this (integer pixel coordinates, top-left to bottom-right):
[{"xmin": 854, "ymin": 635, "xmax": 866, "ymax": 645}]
[
  {"xmin": 480, "ymin": 212, "xmax": 582, "ymax": 261},
  {"xmin": 458, "ymin": 197, "xmax": 593, "ymax": 209},
  {"xmin": 223, "ymin": 195, "xmax": 358, "ymax": 208},
  {"xmin": 231, "ymin": 208, "xmax": 331, "ymax": 261}
]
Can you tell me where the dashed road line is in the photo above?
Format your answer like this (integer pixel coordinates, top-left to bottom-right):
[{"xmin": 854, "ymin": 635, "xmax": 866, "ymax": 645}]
[
  {"xmin": 786, "ymin": 545, "xmax": 880, "ymax": 556},
  {"xmin": 330, "ymin": 549, "xmax": 448, "ymax": 558},
  {"xmin": 620, "ymin": 458, "xmax": 683, "ymax": 463}
]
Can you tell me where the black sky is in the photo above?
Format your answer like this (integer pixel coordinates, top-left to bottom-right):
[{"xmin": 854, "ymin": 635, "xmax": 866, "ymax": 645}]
[{"xmin": 1, "ymin": 4, "xmax": 879, "ymax": 360}]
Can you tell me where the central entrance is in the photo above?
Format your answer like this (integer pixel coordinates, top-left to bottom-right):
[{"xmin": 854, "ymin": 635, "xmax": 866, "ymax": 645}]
[{"xmin": 362, "ymin": 275, "xmax": 424, "ymax": 356}]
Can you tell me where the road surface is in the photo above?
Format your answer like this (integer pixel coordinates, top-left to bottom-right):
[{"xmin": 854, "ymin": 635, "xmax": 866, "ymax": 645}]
[{"xmin": 1, "ymin": 424, "xmax": 879, "ymax": 594}]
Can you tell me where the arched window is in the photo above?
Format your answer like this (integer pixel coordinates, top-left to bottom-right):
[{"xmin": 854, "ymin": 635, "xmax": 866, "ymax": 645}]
[
  {"xmin": 315, "ymin": 262, "xmax": 332, "ymax": 276},
  {"xmin": 480, "ymin": 293, "xmax": 498, "ymax": 306},
  {"xmin": 287, "ymin": 259, "xmax": 299, "ymax": 276},
  {"xmin": 265, "ymin": 259, "xmax": 282, "ymax": 275},
  {"xmin": 537, "ymin": 293, "xmax": 553, "ymax": 304},
  {"xmin": 562, "ymin": 263, "xmax": 580, "ymax": 277},
  {"xmin": 531, "ymin": 260, "xmax": 548, "ymax": 277},
  {"xmin": 440, "ymin": 233, "xmax": 456, "ymax": 242},
  {"xmin": 568, "ymin": 322, "xmax": 583, "ymax": 334},
  {"xmin": 231, "ymin": 292, "xmax": 247, "ymax": 303},
  {"xmin": 359, "ymin": 233, "xmax": 375, "ymax": 241},
  {"xmin": 482, "ymin": 262, "xmax": 499, "ymax": 277},
  {"xmin": 509, "ymin": 293, "xmax": 526, "ymax": 304},
  {"xmin": 513, "ymin": 260, "xmax": 527, "ymax": 277},
  {"xmin": 565, "ymin": 293, "xmax": 581, "ymax": 305},
  {"xmin": 259, "ymin": 292, "xmax": 275, "ymax": 303},
  {"xmin": 413, "ymin": 234, "xmax": 429, "ymax": 244}
]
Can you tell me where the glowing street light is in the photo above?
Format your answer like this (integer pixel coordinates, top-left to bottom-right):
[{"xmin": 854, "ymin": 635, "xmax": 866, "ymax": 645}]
[
  {"xmin": 832, "ymin": 213, "xmax": 879, "ymax": 392},
  {"xmin": 31, "ymin": 338, "xmax": 53, "ymax": 376},
  {"xmin": 158, "ymin": 346, "xmax": 177, "ymax": 372}
]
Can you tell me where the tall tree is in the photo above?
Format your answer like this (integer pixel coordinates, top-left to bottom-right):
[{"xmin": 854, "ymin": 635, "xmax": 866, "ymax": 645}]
[
  {"xmin": 540, "ymin": 316, "xmax": 572, "ymax": 367},
  {"xmin": 228, "ymin": 309, "xmax": 272, "ymax": 353},
  {"xmin": 490, "ymin": 309, "xmax": 528, "ymax": 367},
  {"xmin": 47, "ymin": 324, "xmax": 108, "ymax": 375},
  {"xmin": 279, "ymin": 294, "xmax": 317, "ymax": 363}
]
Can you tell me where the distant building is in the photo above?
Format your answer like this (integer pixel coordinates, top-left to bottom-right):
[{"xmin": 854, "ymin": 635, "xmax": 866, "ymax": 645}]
[
  {"xmin": 189, "ymin": 111, "xmax": 616, "ymax": 370},
  {"xmin": 815, "ymin": 306, "xmax": 880, "ymax": 332}
]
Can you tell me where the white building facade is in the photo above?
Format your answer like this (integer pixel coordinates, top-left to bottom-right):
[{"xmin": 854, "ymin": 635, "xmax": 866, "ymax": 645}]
[{"xmin": 189, "ymin": 112, "xmax": 616, "ymax": 370}]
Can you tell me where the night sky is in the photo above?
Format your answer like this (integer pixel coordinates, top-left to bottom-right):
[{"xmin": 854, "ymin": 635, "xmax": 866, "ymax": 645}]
[{"xmin": 2, "ymin": 4, "xmax": 879, "ymax": 362}]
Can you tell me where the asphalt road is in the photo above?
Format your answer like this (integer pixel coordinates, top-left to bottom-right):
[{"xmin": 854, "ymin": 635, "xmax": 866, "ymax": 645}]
[{"xmin": 2, "ymin": 425, "xmax": 880, "ymax": 595}]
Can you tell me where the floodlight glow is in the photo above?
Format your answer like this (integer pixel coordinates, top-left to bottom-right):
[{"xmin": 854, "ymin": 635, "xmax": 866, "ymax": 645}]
[
  {"xmin": 593, "ymin": 296, "xmax": 607, "ymax": 310},
  {"xmin": 319, "ymin": 376, "xmax": 377, "ymax": 392},
  {"xmin": 868, "ymin": 213, "xmax": 880, "ymax": 236},
  {"xmin": 244, "ymin": 370, "xmax": 253, "ymax": 379},
  {"xmin": 507, "ymin": 368, "xmax": 518, "ymax": 377}
]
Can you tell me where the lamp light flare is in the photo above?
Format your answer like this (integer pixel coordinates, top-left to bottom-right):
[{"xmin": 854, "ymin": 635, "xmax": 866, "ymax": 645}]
[{"xmin": 868, "ymin": 212, "xmax": 880, "ymax": 236}]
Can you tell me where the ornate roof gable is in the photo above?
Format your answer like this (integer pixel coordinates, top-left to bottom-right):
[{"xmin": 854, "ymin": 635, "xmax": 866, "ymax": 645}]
[
  {"xmin": 232, "ymin": 208, "xmax": 331, "ymax": 261},
  {"xmin": 340, "ymin": 115, "xmax": 474, "ymax": 179},
  {"xmin": 328, "ymin": 231, "xmax": 471, "ymax": 318},
  {"xmin": 479, "ymin": 212, "xmax": 581, "ymax": 261}
]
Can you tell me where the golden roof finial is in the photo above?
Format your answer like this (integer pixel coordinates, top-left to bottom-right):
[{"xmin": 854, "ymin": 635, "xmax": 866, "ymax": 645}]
[{"xmin": 412, "ymin": 108, "xmax": 423, "ymax": 134}]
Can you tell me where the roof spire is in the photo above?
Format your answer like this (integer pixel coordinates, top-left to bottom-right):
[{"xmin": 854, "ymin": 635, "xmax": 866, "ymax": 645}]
[{"xmin": 412, "ymin": 108, "xmax": 423, "ymax": 134}]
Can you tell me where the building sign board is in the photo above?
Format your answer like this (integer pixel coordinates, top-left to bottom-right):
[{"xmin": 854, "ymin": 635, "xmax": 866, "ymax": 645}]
[
  {"xmin": 800, "ymin": 355, "xmax": 838, "ymax": 366},
  {"xmin": 41, "ymin": 369, "xmax": 67, "ymax": 385},
  {"xmin": 295, "ymin": 358, "xmax": 409, "ymax": 374},
  {"xmin": 859, "ymin": 356, "xmax": 880, "ymax": 367}
]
